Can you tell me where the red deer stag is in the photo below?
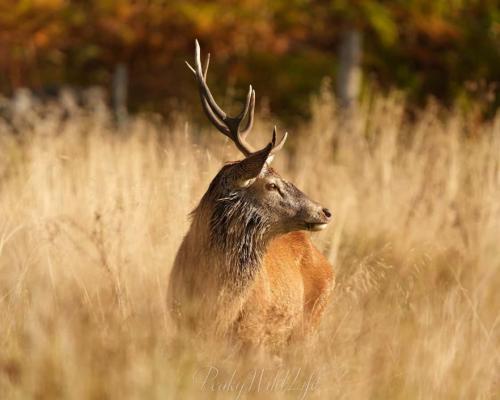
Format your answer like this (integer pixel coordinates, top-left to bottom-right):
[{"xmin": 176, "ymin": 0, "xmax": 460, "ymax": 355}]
[{"xmin": 168, "ymin": 41, "xmax": 334, "ymax": 351}]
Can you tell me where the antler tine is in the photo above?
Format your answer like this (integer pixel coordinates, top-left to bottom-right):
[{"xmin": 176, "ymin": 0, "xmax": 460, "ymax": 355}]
[
  {"xmin": 238, "ymin": 88, "xmax": 255, "ymax": 138},
  {"xmin": 194, "ymin": 40, "xmax": 227, "ymax": 121},
  {"xmin": 270, "ymin": 126, "xmax": 288, "ymax": 155},
  {"xmin": 203, "ymin": 52, "xmax": 210, "ymax": 79},
  {"xmin": 185, "ymin": 61, "xmax": 196, "ymax": 75},
  {"xmin": 185, "ymin": 49, "xmax": 209, "ymax": 79}
]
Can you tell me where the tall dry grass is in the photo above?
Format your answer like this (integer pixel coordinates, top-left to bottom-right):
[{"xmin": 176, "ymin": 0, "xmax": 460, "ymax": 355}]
[{"xmin": 0, "ymin": 88, "xmax": 499, "ymax": 399}]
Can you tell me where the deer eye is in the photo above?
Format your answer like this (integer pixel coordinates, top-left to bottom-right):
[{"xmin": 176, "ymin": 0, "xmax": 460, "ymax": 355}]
[{"xmin": 266, "ymin": 183, "xmax": 278, "ymax": 191}]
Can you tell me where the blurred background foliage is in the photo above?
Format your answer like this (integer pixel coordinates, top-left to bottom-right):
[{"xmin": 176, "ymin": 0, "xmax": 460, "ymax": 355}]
[{"xmin": 0, "ymin": 0, "xmax": 498, "ymax": 121}]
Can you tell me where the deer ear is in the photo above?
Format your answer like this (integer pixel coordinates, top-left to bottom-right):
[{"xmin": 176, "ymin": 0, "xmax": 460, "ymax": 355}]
[{"xmin": 233, "ymin": 142, "xmax": 273, "ymax": 187}]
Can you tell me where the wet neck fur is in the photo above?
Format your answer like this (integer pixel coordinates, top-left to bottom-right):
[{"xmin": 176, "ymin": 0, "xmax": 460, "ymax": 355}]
[{"xmin": 192, "ymin": 188, "xmax": 271, "ymax": 286}]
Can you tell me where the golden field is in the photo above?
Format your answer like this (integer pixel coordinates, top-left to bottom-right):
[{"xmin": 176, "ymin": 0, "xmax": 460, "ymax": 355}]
[{"xmin": 0, "ymin": 89, "xmax": 499, "ymax": 399}]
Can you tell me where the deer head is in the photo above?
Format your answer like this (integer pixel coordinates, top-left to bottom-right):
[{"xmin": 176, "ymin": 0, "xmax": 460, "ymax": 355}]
[{"xmin": 186, "ymin": 41, "xmax": 332, "ymax": 263}]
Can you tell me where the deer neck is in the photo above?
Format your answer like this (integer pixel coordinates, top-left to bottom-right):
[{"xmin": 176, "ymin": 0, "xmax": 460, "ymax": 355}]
[{"xmin": 190, "ymin": 197, "xmax": 272, "ymax": 286}]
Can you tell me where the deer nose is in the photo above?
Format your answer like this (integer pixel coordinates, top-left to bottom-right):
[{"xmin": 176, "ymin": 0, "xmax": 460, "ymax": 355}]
[{"xmin": 322, "ymin": 208, "xmax": 332, "ymax": 219}]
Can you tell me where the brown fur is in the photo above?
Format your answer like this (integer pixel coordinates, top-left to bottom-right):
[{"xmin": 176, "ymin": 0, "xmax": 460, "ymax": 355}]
[{"xmin": 236, "ymin": 232, "xmax": 334, "ymax": 349}]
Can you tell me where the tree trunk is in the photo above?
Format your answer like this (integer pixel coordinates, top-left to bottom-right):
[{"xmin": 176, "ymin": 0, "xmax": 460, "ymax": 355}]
[
  {"xmin": 112, "ymin": 63, "xmax": 128, "ymax": 127},
  {"xmin": 336, "ymin": 29, "xmax": 362, "ymax": 110}
]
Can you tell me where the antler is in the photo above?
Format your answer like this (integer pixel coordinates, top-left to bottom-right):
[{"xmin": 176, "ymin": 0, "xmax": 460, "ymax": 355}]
[{"xmin": 186, "ymin": 40, "xmax": 287, "ymax": 159}]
